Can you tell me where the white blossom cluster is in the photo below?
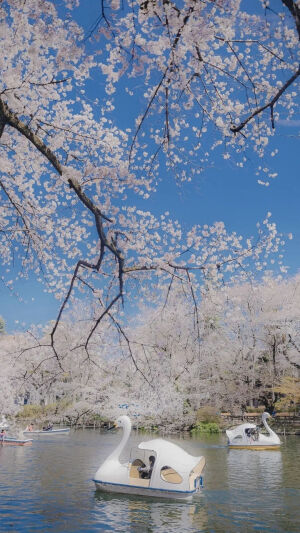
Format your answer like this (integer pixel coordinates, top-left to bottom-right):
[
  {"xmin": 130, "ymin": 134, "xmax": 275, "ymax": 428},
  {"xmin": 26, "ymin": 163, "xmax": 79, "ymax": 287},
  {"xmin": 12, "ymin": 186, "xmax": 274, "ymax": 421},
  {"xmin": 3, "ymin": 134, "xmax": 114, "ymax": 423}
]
[{"xmin": 95, "ymin": 0, "xmax": 300, "ymax": 184}]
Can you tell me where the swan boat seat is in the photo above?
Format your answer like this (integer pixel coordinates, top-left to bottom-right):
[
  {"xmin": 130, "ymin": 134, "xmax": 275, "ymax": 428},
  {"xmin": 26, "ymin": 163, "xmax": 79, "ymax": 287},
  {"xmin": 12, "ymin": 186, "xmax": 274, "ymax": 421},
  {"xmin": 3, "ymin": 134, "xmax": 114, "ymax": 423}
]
[{"xmin": 129, "ymin": 459, "xmax": 150, "ymax": 487}]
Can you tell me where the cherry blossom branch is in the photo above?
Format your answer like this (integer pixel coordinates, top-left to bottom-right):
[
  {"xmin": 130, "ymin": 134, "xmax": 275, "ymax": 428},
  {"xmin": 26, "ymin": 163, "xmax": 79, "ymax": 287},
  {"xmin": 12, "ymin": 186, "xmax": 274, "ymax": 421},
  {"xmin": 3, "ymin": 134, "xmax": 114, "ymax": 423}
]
[
  {"xmin": 0, "ymin": 179, "xmax": 33, "ymax": 242},
  {"xmin": 231, "ymin": 0, "xmax": 300, "ymax": 134},
  {"xmin": 231, "ymin": 66, "xmax": 300, "ymax": 133},
  {"xmin": 85, "ymin": 0, "xmax": 111, "ymax": 40},
  {"xmin": 186, "ymin": 270, "xmax": 201, "ymax": 359},
  {"xmin": 107, "ymin": 312, "xmax": 153, "ymax": 387},
  {"xmin": 281, "ymin": 0, "xmax": 300, "ymax": 39},
  {"xmin": 215, "ymin": 36, "xmax": 285, "ymax": 63},
  {"xmin": 130, "ymin": 3, "xmax": 195, "ymax": 159},
  {"xmin": 21, "ymin": 357, "xmax": 63, "ymax": 383},
  {"xmin": 129, "ymin": 68, "xmax": 168, "ymax": 164},
  {"xmin": 0, "ymin": 77, "xmax": 71, "ymax": 95},
  {"xmin": 84, "ymin": 293, "xmax": 123, "ymax": 351},
  {"xmin": 0, "ymin": 96, "xmax": 125, "ymax": 361}
]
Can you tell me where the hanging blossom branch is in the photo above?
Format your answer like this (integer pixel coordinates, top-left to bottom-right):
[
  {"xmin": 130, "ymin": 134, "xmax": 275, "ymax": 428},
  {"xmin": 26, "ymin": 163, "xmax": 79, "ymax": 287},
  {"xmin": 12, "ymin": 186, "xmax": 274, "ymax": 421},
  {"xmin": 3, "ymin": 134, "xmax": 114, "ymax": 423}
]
[
  {"xmin": 129, "ymin": 3, "xmax": 196, "ymax": 161},
  {"xmin": 1, "ymin": 94, "xmax": 206, "ymax": 374},
  {"xmin": 231, "ymin": 0, "xmax": 300, "ymax": 133},
  {"xmin": 0, "ymin": 94, "xmax": 206, "ymax": 376},
  {"xmin": 107, "ymin": 312, "xmax": 153, "ymax": 387},
  {"xmin": 231, "ymin": 65, "xmax": 300, "ymax": 133},
  {"xmin": 0, "ymin": 96, "xmax": 124, "ymax": 364}
]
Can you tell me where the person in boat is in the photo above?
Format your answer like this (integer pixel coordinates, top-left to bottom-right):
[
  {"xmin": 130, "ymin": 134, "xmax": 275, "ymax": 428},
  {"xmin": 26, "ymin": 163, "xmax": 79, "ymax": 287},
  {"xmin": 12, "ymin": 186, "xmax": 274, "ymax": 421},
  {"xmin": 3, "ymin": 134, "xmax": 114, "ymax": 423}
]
[
  {"xmin": 0, "ymin": 428, "xmax": 6, "ymax": 440},
  {"xmin": 138, "ymin": 455, "xmax": 155, "ymax": 479},
  {"xmin": 43, "ymin": 423, "xmax": 53, "ymax": 431},
  {"xmin": 26, "ymin": 423, "xmax": 33, "ymax": 432},
  {"xmin": 245, "ymin": 426, "xmax": 259, "ymax": 440}
]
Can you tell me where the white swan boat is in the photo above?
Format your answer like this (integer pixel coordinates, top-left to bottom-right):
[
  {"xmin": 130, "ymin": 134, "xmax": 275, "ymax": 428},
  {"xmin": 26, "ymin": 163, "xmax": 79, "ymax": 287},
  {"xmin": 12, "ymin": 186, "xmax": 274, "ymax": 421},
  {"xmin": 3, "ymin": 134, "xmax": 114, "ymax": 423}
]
[
  {"xmin": 93, "ymin": 415, "xmax": 205, "ymax": 500},
  {"xmin": 226, "ymin": 412, "xmax": 281, "ymax": 449},
  {"xmin": 22, "ymin": 427, "xmax": 70, "ymax": 436}
]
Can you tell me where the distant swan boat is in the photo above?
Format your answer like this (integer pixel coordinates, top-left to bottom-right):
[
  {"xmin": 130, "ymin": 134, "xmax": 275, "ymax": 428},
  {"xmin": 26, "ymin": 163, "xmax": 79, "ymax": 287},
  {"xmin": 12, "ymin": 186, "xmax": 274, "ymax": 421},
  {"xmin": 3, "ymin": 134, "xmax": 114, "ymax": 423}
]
[
  {"xmin": 226, "ymin": 412, "xmax": 281, "ymax": 449},
  {"xmin": 93, "ymin": 415, "xmax": 205, "ymax": 500}
]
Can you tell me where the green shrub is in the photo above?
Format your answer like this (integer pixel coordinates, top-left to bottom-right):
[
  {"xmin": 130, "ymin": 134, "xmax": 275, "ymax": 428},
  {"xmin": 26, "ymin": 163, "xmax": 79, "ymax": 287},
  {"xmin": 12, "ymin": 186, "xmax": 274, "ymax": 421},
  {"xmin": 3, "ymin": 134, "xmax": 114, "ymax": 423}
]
[
  {"xmin": 16, "ymin": 399, "xmax": 73, "ymax": 419},
  {"xmin": 274, "ymin": 401, "xmax": 298, "ymax": 413},
  {"xmin": 245, "ymin": 406, "xmax": 265, "ymax": 413},
  {"xmin": 196, "ymin": 406, "xmax": 220, "ymax": 424},
  {"xmin": 89, "ymin": 414, "xmax": 106, "ymax": 422},
  {"xmin": 191, "ymin": 422, "xmax": 220, "ymax": 434},
  {"xmin": 15, "ymin": 404, "xmax": 43, "ymax": 419}
]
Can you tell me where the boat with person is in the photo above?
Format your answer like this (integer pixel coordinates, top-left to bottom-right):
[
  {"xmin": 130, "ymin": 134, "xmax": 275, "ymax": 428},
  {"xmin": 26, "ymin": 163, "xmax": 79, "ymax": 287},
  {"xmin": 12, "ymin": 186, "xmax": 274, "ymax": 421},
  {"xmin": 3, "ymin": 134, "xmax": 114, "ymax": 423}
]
[
  {"xmin": 93, "ymin": 415, "xmax": 205, "ymax": 500},
  {"xmin": 22, "ymin": 427, "xmax": 70, "ymax": 436},
  {"xmin": 226, "ymin": 411, "xmax": 281, "ymax": 449}
]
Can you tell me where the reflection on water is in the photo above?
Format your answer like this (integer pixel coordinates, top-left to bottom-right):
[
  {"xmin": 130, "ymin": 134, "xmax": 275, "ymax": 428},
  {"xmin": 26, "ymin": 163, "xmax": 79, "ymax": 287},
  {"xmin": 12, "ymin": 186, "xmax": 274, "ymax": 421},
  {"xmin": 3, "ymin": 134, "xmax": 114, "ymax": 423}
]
[
  {"xmin": 227, "ymin": 447, "xmax": 283, "ymax": 488},
  {"xmin": 0, "ymin": 429, "xmax": 299, "ymax": 532},
  {"xmin": 224, "ymin": 450, "xmax": 283, "ymax": 532},
  {"xmin": 93, "ymin": 492, "xmax": 208, "ymax": 533}
]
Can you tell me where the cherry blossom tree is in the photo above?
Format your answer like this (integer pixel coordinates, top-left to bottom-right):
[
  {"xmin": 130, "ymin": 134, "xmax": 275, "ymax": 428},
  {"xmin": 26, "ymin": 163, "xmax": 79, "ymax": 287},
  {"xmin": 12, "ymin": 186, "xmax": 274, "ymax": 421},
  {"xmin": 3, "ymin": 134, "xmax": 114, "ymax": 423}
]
[
  {"xmin": 0, "ymin": 307, "xmax": 110, "ymax": 421},
  {"xmin": 0, "ymin": 333, "xmax": 25, "ymax": 415},
  {"xmin": 110, "ymin": 273, "xmax": 300, "ymax": 419},
  {"xmin": 1, "ymin": 0, "xmax": 298, "ymax": 390},
  {"xmin": 1, "ymin": 272, "xmax": 300, "ymax": 424}
]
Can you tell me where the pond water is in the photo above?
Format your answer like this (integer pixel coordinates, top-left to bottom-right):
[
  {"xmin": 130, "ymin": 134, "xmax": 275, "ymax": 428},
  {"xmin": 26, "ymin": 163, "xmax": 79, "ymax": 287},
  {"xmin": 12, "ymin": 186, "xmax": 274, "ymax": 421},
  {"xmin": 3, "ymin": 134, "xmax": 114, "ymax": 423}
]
[{"xmin": 0, "ymin": 428, "xmax": 299, "ymax": 532}]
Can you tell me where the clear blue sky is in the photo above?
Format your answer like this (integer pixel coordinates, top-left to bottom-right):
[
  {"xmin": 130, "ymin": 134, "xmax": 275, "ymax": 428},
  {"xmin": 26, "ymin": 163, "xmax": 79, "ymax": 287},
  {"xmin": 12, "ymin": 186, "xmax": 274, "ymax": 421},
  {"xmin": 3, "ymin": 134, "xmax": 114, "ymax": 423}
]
[{"xmin": 1, "ymin": 1, "xmax": 300, "ymax": 333}]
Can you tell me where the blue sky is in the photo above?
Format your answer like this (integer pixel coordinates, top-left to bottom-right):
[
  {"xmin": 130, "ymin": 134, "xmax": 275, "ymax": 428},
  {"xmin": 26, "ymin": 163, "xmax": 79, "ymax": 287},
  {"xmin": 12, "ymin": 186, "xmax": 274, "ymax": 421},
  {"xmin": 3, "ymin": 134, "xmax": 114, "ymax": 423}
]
[{"xmin": 1, "ymin": 0, "xmax": 300, "ymax": 333}]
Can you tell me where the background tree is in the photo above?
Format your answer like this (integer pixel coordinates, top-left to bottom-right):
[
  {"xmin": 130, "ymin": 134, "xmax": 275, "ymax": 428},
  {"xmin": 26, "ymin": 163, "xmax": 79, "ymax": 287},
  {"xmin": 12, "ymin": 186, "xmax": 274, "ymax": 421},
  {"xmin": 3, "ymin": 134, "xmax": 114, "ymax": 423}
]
[
  {"xmin": 273, "ymin": 376, "xmax": 300, "ymax": 412},
  {"xmin": 2, "ymin": 273, "xmax": 300, "ymax": 425}
]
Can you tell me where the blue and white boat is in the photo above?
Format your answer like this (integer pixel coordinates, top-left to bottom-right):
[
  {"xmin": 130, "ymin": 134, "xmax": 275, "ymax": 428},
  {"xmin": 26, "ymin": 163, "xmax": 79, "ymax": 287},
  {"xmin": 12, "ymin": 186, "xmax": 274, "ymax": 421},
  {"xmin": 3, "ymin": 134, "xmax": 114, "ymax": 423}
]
[
  {"xmin": 23, "ymin": 427, "xmax": 70, "ymax": 436},
  {"xmin": 0, "ymin": 435, "xmax": 32, "ymax": 446}
]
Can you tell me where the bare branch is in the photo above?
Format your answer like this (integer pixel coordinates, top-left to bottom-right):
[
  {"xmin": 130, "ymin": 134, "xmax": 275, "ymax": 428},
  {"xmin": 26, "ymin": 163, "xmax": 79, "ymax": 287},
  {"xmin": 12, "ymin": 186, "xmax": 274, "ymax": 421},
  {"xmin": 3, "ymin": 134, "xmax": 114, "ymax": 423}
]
[
  {"xmin": 231, "ymin": 66, "xmax": 300, "ymax": 133},
  {"xmin": 108, "ymin": 312, "xmax": 154, "ymax": 387}
]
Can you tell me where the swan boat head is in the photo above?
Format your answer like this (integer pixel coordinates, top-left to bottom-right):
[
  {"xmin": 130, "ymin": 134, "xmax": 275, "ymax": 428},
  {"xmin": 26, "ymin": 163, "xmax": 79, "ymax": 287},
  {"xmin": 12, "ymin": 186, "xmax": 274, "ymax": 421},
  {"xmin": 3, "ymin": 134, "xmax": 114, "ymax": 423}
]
[
  {"xmin": 93, "ymin": 415, "xmax": 205, "ymax": 499},
  {"xmin": 226, "ymin": 411, "xmax": 281, "ymax": 449},
  {"xmin": 113, "ymin": 414, "xmax": 132, "ymax": 431}
]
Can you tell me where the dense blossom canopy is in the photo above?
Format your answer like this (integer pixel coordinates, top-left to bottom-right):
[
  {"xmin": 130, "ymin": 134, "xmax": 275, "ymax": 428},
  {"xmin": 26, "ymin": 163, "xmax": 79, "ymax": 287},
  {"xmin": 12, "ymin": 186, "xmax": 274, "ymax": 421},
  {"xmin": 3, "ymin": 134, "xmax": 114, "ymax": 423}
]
[{"xmin": 0, "ymin": 1, "xmax": 299, "ymax": 392}]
